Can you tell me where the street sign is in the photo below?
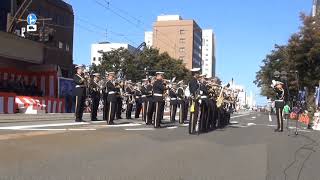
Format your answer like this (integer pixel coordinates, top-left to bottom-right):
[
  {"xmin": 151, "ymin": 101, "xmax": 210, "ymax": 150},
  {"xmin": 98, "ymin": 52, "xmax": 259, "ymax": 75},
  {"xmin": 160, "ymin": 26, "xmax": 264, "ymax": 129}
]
[
  {"xmin": 21, "ymin": 27, "xmax": 26, "ymax": 37},
  {"xmin": 27, "ymin": 13, "xmax": 37, "ymax": 25},
  {"xmin": 27, "ymin": 25, "xmax": 37, "ymax": 32}
]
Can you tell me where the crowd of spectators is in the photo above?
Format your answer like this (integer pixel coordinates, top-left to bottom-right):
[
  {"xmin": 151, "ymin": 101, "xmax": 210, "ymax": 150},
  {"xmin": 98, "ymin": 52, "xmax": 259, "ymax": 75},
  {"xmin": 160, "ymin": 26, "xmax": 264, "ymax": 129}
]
[{"xmin": 0, "ymin": 75, "xmax": 43, "ymax": 96}]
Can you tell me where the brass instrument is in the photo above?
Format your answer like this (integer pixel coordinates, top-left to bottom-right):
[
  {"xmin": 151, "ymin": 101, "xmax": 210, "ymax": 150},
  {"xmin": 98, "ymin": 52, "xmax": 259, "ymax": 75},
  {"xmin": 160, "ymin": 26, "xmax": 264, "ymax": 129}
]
[{"xmin": 216, "ymin": 84, "xmax": 230, "ymax": 108}]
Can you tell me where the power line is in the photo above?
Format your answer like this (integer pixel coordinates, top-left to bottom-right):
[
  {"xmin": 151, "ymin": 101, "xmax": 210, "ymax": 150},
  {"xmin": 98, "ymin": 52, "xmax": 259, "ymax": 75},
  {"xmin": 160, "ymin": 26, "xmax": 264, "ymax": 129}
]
[
  {"xmin": 75, "ymin": 17, "xmax": 140, "ymax": 45},
  {"xmin": 93, "ymin": 0, "xmax": 177, "ymax": 50}
]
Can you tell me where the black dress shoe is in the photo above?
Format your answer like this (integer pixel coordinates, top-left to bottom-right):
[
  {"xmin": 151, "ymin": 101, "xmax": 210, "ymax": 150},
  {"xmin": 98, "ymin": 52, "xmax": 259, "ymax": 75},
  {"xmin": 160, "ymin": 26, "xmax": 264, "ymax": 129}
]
[{"xmin": 108, "ymin": 122, "xmax": 115, "ymax": 125}]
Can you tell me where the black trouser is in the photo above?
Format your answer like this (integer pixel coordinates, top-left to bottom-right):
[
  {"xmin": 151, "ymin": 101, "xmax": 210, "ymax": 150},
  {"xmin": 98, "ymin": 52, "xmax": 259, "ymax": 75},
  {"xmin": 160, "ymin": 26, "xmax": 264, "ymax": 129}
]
[
  {"xmin": 103, "ymin": 94, "xmax": 108, "ymax": 121},
  {"xmin": 200, "ymin": 98, "xmax": 209, "ymax": 132},
  {"xmin": 154, "ymin": 100, "xmax": 164, "ymax": 128},
  {"xmin": 276, "ymin": 107, "xmax": 284, "ymax": 131},
  {"xmin": 184, "ymin": 98, "xmax": 189, "ymax": 122},
  {"xmin": 178, "ymin": 100, "xmax": 185, "ymax": 124},
  {"xmin": 75, "ymin": 95, "xmax": 85, "ymax": 121},
  {"xmin": 160, "ymin": 101, "xmax": 165, "ymax": 121},
  {"xmin": 217, "ymin": 108, "xmax": 223, "ymax": 128},
  {"xmin": 135, "ymin": 100, "xmax": 142, "ymax": 118},
  {"xmin": 90, "ymin": 95, "xmax": 100, "ymax": 120},
  {"xmin": 126, "ymin": 102, "xmax": 133, "ymax": 119},
  {"xmin": 189, "ymin": 99, "xmax": 200, "ymax": 134},
  {"xmin": 142, "ymin": 99, "xmax": 147, "ymax": 122},
  {"xmin": 106, "ymin": 101, "xmax": 116, "ymax": 124},
  {"xmin": 146, "ymin": 99, "xmax": 154, "ymax": 125},
  {"xmin": 170, "ymin": 101, "xmax": 177, "ymax": 122},
  {"xmin": 116, "ymin": 97, "xmax": 122, "ymax": 119},
  {"xmin": 207, "ymin": 99, "xmax": 216, "ymax": 130}
]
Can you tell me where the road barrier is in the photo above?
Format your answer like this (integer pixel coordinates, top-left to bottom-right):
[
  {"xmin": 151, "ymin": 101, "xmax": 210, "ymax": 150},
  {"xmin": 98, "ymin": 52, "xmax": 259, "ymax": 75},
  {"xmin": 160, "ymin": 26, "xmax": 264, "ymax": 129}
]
[
  {"xmin": 0, "ymin": 93, "xmax": 16, "ymax": 114},
  {"xmin": 15, "ymin": 96, "xmax": 65, "ymax": 114}
]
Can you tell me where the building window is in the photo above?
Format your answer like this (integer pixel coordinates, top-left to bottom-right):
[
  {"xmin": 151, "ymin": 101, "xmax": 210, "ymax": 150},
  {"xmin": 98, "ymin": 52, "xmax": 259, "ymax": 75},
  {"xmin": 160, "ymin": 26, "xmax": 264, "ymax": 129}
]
[
  {"xmin": 179, "ymin": 56, "xmax": 185, "ymax": 61},
  {"xmin": 179, "ymin": 47, "xmax": 185, "ymax": 52},
  {"xmin": 179, "ymin": 38, "xmax": 186, "ymax": 44},
  {"xmin": 59, "ymin": 41, "xmax": 63, "ymax": 49},
  {"xmin": 93, "ymin": 57, "xmax": 96, "ymax": 61},
  {"xmin": 180, "ymin": 29, "xmax": 186, "ymax": 35},
  {"xmin": 66, "ymin": 44, "xmax": 70, "ymax": 52},
  {"xmin": 98, "ymin": 57, "xmax": 102, "ymax": 61}
]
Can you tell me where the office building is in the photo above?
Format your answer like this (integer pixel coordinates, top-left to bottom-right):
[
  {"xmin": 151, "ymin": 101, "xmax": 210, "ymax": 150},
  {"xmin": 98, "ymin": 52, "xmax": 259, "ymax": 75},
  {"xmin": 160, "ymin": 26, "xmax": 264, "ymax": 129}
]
[
  {"xmin": 144, "ymin": 31, "xmax": 153, "ymax": 48},
  {"xmin": 202, "ymin": 29, "xmax": 216, "ymax": 78},
  {"xmin": 313, "ymin": 0, "xmax": 320, "ymax": 17},
  {"xmin": 91, "ymin": 42, "xmax": 136, "ymax": 65},
  {"xmin": 152, "ymin": 15, "xmax": 202, "ymax": 70},
  {"xmin": 0, "ymin": 0, "xmax": 74, "ymax": 78}
]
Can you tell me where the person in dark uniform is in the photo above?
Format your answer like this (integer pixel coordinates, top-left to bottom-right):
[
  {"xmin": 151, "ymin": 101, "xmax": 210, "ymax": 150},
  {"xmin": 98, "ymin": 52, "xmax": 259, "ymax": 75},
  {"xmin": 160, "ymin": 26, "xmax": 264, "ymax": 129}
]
[
  {"xmin": 169, "ymin": 83, "xmax": 178, "ymax": 123},
  {"xmin": 102, "ymin": 72, "xmax": 109, "ymax": 121},
  {"xmin": 199, "ymin": 75, "xmax": 209, "ymax": 132},
  {"xmin": 134, "ymin": 83, "xmax": 143, "ymax": 119},
  {"xmin": 90, "ymin": 73, "xmax": 101, "ymax": 121},
  {"xmin": 73, "ymin": 65, "xmax": 87, "ymax": 122},
  {"xmin": 140, "ymin": 79, "xmax": 149, "ymax": 122},
  {"xmin": 207, "ymin": 79, "xmax": 220, "ymax": 130},
  {"xmin": 106, "ymin": 72, "xmax": 117, "ymax": 125},
  {"xmin": 115, "ymin": 81, "xmax": 123, "ymax": 120},
  {"xmin": 189, "ymin": 68, "xmax": 201, "ymax": 134},
  {"xmin": 146, "ymin": 78, "xmax": 154, "ymax": 125},
  {"xmin": 177, "ymin": 81, "xmax": 186, "ymax": 124},
  {"xmin": 125, "ymin": 81, "xmax": 134, "ymax": 119},
  {"xmin": 153, "ymin": 72, "xmax": 165, "ymax": 128},
  {"xmin": 272, "ymin": 80, "xmax": 285, "ymax": 132}
]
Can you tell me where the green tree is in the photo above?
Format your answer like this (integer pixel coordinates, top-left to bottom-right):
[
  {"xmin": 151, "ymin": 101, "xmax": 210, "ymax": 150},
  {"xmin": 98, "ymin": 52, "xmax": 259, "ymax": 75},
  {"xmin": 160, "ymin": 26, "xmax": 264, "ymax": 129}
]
[
  {"xmin": 255, "ymin": 13, "xmax": 320, "ymax": 105},
  {"xmin": 95, "ymin": 47, "xmax": 192, "ymax": 82}
]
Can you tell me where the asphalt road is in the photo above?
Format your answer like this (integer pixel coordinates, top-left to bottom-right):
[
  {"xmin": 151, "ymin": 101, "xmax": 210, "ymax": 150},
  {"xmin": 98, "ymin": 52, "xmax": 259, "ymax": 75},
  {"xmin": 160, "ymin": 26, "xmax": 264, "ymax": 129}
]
[{"xmin": 0, "ymin": 111, "xmax": 319, "ymax": 180}]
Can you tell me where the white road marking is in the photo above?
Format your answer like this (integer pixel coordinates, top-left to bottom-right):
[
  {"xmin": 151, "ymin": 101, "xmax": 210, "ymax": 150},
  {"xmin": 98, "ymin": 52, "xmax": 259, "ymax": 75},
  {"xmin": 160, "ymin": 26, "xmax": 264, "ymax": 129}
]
[
  {"xmin": 269, "ymin": 114, "xmax": 272, "ymax": 122},
  {"xmin": 247, "ymin": 123, "xmax": 256, "ymax": 126},
  {"xmin": 231, "ymin": 114, "xmax": 252, "ymax": 119},
  {"xmin": 0, "ymin": 122, "xmax": 88, "ymax": 130},
  {"xmin": 106, "ymin": 123, "xmax": 141, "ymax": 127},
  {"xmin": 251, "ymin": 117, "xmax": 256, "ymax": 119},
  {"xmin": 14, "ymin": 128, "xmax": 97, "ymax": 131},
  {"xmin": 267, "ymin": 125, "xmax": 277, "ymax": 127},
  {"xmin": 181, "ymin": 124, "xmax": 189, "ymax": 127},
  {"xmin": 230, "ymin": 121, "xmax": 239, "ymax": 124},
  {"xmin": 125, "ymin": 128, "xmax": 155, "ymax": 131},
  {"xmin": 166, "ymin": 126, "xmax": 178, "ymax": 129},
  {"xmin": 229, "ymin": 125, "xmax": 248, "ymax": 128}
]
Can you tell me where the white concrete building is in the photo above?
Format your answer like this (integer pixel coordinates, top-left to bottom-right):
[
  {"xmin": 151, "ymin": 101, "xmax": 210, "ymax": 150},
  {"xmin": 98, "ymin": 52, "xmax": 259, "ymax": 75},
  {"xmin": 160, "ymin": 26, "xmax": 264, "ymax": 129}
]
[
  {"xmin": 144, "ymin": 31, "xmax": 153, "ymax": 48},
  {"xmin": 202, "ymin": 29, "xmax": 216, "ymax": 78},
  {"xmin": 91, "ymin": 42, "xmax": 136, "ymax": 65}
]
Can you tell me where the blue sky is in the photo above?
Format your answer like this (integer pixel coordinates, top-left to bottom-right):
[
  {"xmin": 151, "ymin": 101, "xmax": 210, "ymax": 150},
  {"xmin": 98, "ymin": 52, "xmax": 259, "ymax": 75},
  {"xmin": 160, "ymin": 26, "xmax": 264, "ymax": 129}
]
[{"xmin": 65, "ymin": 0, "xmax": 312, "ymax": 105}]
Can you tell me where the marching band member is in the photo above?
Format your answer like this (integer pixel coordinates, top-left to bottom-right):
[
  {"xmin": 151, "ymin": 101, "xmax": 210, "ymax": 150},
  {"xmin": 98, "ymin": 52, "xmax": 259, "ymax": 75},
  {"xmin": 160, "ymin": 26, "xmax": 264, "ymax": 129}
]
[
  {"xmin": 105, "ymin": 72, "xmax": 117, "ymax": 125},
  {"xmin": 125, "ymin": 81, "xmax": 134, "ymax": 119},
  {"xmin": 115, "ymin": 80, "xmax": 123, "ymax": 120},
  {"xmin": 146, "ymin": 77, "xmax": 155, "ymax": 125},
  {"xmin": 90, "ymin": 73, "xmax": 101, "ymax": 121},
  {"xmin": 73, "ymin": 65, "xmax": 87, "ymax": 122},
  {"xmin": 169, "ymin": 83, "xmax": 178, "ymax": 123},
  {"xmin": 102, "ymin": 72, "xmax": 109, "ymax": 121},
  {"xmin": 177, "ymin": 81, "xmax": 186, "ymax": 124},
  {"xmin": 140, "ymin": 79, "xmax": 149, "ymax": 123},
  {"xmin": 199, "ymin": 74, "xmax": 209, "ymax": 132},
  {"xmin": 271, "ymin": 80, "xmax": 285, "ymax": 132},
  {"xmin": 188, "ymin": 68, "xmax": 201, "ymax": 134},
  {"xmin": 153, "ymin": 72, "xmax": 165, "ymax": 128},
  {"xmin": 134, "ymin": 83, "xmax": 143, "ymax": 119}
]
